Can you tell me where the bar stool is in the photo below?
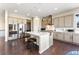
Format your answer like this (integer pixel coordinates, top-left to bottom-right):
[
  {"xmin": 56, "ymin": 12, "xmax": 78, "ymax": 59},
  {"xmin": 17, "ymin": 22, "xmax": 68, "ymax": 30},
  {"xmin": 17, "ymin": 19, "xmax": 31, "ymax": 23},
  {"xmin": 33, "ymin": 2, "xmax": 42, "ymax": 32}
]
[
  {"xmin": 26, "ymin": 37, "xmax": 39, "ymax": 51},
  {"xmin": 25, "ymin": 33, "xmax": 31, "ymax": 41},
  {"xmin": 20, "ymin": 32, "xmax": 30, "ymax": 44}
]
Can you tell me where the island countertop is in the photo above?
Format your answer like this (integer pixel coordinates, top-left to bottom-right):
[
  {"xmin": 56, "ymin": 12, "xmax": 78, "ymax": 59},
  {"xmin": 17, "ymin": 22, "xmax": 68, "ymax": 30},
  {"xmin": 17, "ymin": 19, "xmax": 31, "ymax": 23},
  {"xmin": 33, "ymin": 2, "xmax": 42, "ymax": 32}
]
[
  {"xmin": 25, "ymin": 31, "xmax": 53, "ymax": 54},
  {"xmin": 25, "ymin": 32, "xmax": 50, "ymax": 36}
]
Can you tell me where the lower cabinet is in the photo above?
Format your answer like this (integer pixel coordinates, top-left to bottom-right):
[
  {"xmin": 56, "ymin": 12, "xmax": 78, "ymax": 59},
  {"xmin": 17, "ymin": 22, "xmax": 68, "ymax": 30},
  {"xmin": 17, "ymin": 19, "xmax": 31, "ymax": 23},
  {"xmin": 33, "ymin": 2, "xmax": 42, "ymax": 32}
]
[
  {"xmin": 57, "ymin": 32, "xmax": 64, "ymax": 41},
  {"xmin": 55, "ymin": 32, "xmax": 60, "ymax": 40},
  {"xmin": 49, "ymin": 33, "xmax": 53, "ymax": 46},
  {"xmin": 54, "ymin": 32, "xmax": 79, "ymax": 44},
  {"xmin": 53, "ymin": 32, "xmax": 58, "ymax": 40},
  {"xmin": 64, "ymin": 32, "xmax": 73, "ymax": 43},
  {"xmin": 53, "ymin": 32, "xmax": 64, "ymax": 41},
  {"xmin": 73, "ymin": 33, "xmax": 79, "ymax": 44}
]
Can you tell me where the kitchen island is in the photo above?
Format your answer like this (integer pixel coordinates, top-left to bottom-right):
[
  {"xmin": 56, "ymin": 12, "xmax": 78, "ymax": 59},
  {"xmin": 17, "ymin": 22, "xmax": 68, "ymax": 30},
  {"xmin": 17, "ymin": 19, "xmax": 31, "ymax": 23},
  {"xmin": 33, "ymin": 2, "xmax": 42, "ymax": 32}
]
[{"xmin": 25, "ymin": 32, "xmax": 53, "ymax": 54}]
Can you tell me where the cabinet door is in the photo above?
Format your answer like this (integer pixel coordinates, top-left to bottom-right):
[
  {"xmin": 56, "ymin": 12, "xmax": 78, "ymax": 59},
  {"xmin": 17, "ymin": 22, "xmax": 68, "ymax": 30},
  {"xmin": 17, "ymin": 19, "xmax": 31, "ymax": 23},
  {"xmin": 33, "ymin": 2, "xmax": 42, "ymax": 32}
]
[
  {"xmin": 64, "ymin": 15, "xmax": 73, "ymax": 27},
  {"xmin": 53, "ymin": 32, "xmax": 58, "ymax": 40},
  {"xmin": 53, "ymin": 32, "xmax": 56, "ymax": 39},
  {"xmin": 59, "ymin": 17, "xmax": 64, "ymax": 28},
  {"xmin": 64, "ymin": 32, "xmax": 73, "ymax": 42},
  {"xmin": 54, "ymin": 32, "xmax": 64, "ymax": 41},
  {"xmin": 73, "ymin": 34, "xmax": 79, "ymax": 44},
  {"xmin": 49, "ymin": 33, "xmax": 53, "ymax": 46},
  {"xmin": 9, "ymin": 18, "xmax": 14, "ymax": 24},
  {"xmin": 23, "ymin": 19, "xmax": 26, "ymax": 24},
  {"xmin": 57, "ymin": 32, "xmax": 64, "ymax": 41},
  {"xmin": 17, "ymin": 19, "xmax": 23, "ymax": 24},
  {"xmin": 54, "ymin": 18, "xmax": 59, "ymax": 28},
  {"xmin": 14, "ymin": 18, "xmax": 18, "ymax": 24}
]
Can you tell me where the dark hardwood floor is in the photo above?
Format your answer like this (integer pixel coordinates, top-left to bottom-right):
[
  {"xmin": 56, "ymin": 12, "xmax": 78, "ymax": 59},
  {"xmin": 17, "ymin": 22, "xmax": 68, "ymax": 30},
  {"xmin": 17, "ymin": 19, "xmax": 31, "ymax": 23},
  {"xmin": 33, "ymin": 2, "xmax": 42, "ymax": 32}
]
[
  {"xmin": 42, "ymin": 40, "xmax": 79, "ymax": 55},
  {"xmin": 0, "ymin": 37, "xmax": 79, "ymax": 55}
]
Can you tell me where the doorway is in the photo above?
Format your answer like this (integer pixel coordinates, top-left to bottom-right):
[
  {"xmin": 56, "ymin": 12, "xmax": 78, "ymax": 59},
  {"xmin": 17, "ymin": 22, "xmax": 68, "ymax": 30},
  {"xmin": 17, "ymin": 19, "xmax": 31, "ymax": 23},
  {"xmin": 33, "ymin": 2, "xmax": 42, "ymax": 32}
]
[{"xmin": 26, "ymin": 20, "xmax": 31, "ymax": 31}]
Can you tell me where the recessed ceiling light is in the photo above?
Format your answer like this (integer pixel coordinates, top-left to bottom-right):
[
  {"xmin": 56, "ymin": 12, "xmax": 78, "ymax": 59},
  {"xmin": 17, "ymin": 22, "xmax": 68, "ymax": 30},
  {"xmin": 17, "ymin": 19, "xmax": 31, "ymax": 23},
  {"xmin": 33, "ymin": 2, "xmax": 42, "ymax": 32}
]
[
  {"xmin": 14, "ymin": 10, "xmax": 18, "ymax": 13},
  {"xmin": 54, "ymin": 8, "xmax": 58, "ymax": 10},
  {"xmin": 38, "ymin": 9, "xmax": 41, "ymax": 12},
  {"xmin": 27, "ymin": 13, "xmax": 30, "ymax": 16}
]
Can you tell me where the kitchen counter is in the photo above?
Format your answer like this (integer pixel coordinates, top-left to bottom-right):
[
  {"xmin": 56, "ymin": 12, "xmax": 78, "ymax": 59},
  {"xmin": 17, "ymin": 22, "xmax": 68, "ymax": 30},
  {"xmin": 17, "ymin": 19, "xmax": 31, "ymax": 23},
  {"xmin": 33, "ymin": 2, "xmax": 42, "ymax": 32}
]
[
  {"xmin": 26, "ymin": 32, "xmax": 50, "ymax": 36},
  {"xmin": 25, "ymin": 31, "xmax": 53, "ymax": 54},
  {"xmin": 53, "ymin": 28, "xmax": 79, "ymax": 45}
]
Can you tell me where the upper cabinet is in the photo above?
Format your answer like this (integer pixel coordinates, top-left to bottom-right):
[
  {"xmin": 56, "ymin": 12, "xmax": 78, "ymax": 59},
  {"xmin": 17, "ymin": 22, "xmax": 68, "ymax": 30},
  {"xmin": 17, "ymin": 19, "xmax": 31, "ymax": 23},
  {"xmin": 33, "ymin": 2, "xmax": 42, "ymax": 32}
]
[
  {"xmin": 23, "ymin": 19, "xmax": 26, "ymax": 24},
  {"xmin": 53, "ymin": 14, "xmax": 74, "ymax": 28},
  {"xmin": 54, "ymin": 17, "xmax": 59, "ymax": 28},
  {"xmin": 9, "ymin": 17, "xmax": 18, "ymax": 24},
  {"xmin": 64, "ymin": 15, "xmax": 73, "ymax": 27},
  {"xmin": 9, "ymin": 17, "xmax": 14, "ymax": 24},
  {"xmin": 17, "ymin": 19, "xmax": 23, "ymax": 24},
  {"xmin": 13, "ymin": 18, "xmax": 18, "ymax": 24},
  {"xmin": 9, "ymin": 16, "xmax": 27, "ymax": 25},
  {"xmin": 58, "ymin": 16, "xmax": 65, "ymax": 28}
]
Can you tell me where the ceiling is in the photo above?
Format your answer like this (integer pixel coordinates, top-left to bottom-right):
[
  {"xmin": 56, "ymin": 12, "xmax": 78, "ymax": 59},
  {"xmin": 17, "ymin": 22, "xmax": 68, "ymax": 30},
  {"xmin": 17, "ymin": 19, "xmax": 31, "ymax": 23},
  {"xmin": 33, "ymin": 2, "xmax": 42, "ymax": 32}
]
[{"xmin": 0, "ymin": 3, "xmax": 79, "ymax": 18}]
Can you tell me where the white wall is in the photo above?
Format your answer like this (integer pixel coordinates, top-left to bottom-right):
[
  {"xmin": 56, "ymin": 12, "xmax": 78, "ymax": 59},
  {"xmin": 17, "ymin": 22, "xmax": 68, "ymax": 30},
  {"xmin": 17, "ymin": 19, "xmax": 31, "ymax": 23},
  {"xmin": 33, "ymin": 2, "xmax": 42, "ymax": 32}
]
[
  {"xmin": 0, "ymin": 13, "xmax": 5, "ymax": 30},
  {"xmin": 0, "ymin": 11, "xmax": 5, "ymax": 37}
]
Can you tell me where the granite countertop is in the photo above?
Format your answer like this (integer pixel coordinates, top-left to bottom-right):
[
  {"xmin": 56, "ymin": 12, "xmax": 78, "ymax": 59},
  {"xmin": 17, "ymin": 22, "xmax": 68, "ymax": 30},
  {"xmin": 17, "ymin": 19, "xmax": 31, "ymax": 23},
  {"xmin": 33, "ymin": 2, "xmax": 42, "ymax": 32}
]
[{"xmin": 26, "ymin": 32, "xmax": 50, "ymax": 36}]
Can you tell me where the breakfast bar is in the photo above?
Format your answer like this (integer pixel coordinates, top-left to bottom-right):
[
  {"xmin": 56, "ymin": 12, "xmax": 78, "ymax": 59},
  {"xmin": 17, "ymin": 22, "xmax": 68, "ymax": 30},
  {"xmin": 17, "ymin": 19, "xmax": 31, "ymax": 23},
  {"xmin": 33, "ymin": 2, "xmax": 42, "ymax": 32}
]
[{"xmin": 25, "ymin": 32, "xmax": 53, "ymax": 54}]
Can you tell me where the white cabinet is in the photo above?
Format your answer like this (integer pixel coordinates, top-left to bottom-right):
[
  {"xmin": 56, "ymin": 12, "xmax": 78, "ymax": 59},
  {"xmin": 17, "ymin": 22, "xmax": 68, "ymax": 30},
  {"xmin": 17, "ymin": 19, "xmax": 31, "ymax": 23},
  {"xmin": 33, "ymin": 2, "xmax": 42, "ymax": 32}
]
[
  {"xmin": 64, "ymin": 32, "xmax": 73, "ymax": 42},
  {"xmin": 59, "ymin": 17, "xmax": 65, "ymax": 28},
  {"xmin": 49, "ymin": 33, "xmax": 53, "ymax": 46},
  {"xmin": 9, "ymin": 18, "xmax": 18, "ymax": 31},
  {"xmin": 23, "ymin": 19, "xmax": 26, "ymax": 24},
  {"xmin": 57, "ymin": 32, "xmax": 64, "ymax": 41},
  {"xmin": 54, "ymin": 18, "xmax": 59, "ymax": 28},
  {"xmin": 9, "ymin": 18, "xmax": 18, "ymax": 24},
  {"xmin": 64, "ymin": 15, "xmax": 73, "ymax": 27},
  {"xmin": 9, "ymin": 18, "xmax": 14, "ymax": 24},
  {"xmin": 13, "ymin": 18, "xmax": 18, "ymax": 24},
  {"xmin": 73, "ymin": 33, "xmax": 79, "ymax": 44},
  {"xmin": 53, "ymin": 32, "xmax": 64, "ymax": 41},
  {"xmin": 17, "ymin": 19, "xmax": 23, "ymax": 24},
  {"xmin": 53, "ymin": 15, "xmax": 74, "ymax": 28},
  {"xmin": 53, "ymin": 15, "xmax": 73, "ymax": 28},
  {"xmin": 53, "ymin": 32, "xmax": 58, "ymax": 40},
  {"xmin": 53, "ymin": 31, "xmax": 79, "ymax": 44}
]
